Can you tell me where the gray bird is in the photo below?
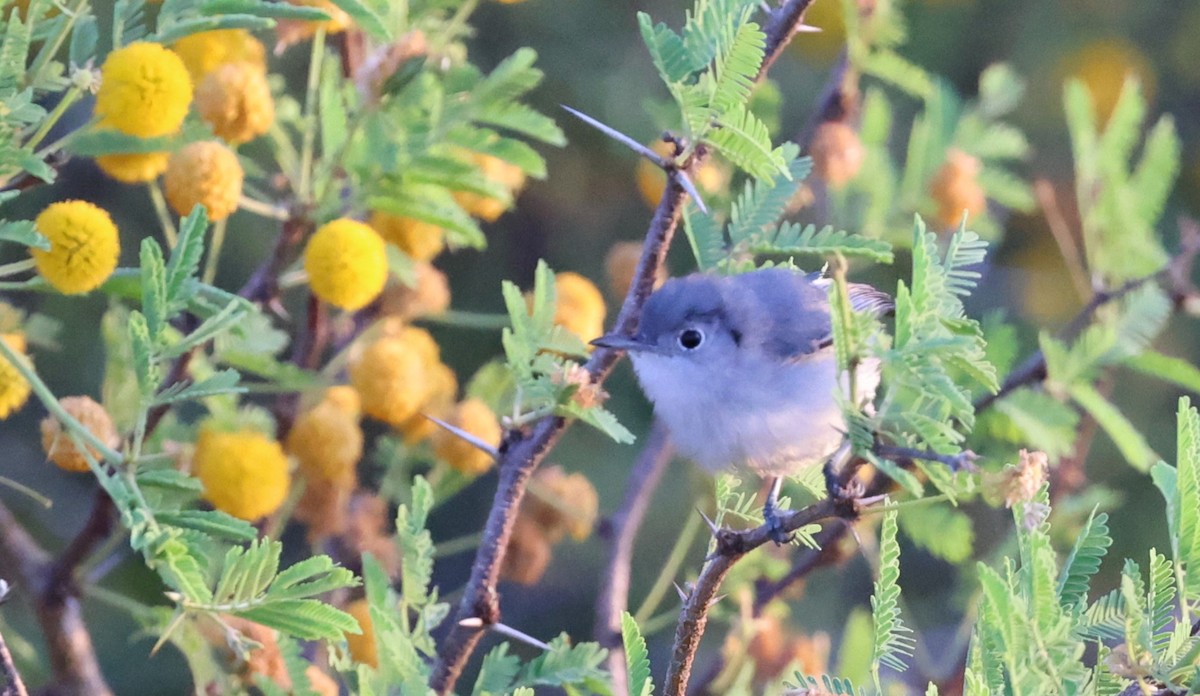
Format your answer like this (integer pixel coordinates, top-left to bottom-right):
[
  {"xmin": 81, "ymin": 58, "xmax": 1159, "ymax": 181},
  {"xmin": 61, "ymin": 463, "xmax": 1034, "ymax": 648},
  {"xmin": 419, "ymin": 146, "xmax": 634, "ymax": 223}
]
[{"xmin": 593, "ymin": 266, "xmax": 892, "ymax": 538}]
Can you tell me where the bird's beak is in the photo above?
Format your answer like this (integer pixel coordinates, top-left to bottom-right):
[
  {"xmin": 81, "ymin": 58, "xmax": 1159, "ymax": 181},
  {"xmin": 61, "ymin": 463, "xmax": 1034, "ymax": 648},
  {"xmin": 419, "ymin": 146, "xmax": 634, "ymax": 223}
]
[{"xmin": 590, "ymin": 334, "xmax": 655, "ymax": 353}]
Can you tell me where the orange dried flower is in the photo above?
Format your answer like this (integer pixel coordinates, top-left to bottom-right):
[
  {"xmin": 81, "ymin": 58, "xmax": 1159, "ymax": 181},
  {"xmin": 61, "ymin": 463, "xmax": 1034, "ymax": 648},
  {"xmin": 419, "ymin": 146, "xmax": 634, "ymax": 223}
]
[
  {"xmin": 452, "ymin": 151, "xmax": 526, "ymax": 222},
  {"xmin": 368, "ymin": 212, "xmax": 446, "ymax": 262},
  {"xmin": 605, "ymin": 240, "xmax": 665, "ymax": 299},
  {"xmin": 163, "ymin": 141, "xmax": 245, "ymax": 221},
  {"xmin": 195, "ymin": 61, "xmax": 275, "ymax": 144},
  {"xmin": 809, "ymin": 122, "xmax": 865, "ymax": 189},
  {"xmin": 379, "ymin": 263, "xmax": 451, "ymax": 321},
  {"xmin": 525, "ymin": 465, "xmax": 599, "ymax": 541},
  {"xmin": 173, "ymin": 29, "xmax": 266, "ymax": 83},
  {"xmin": 501, "ymin": 516, "xmax": 552, "ymax": 585},
  {"xmin": 286, "ymin": 386, "xmax": 363, "ymax": 483},
  {"xmin": 930, "ymin": 148, "xmax": 987, "ymax": 228},
  {"xmin": 40, "ymin": 396, "xmax": 119, "ymax": 473},
  {"xmin": 432, "ymin": 398, "xmax": 501, "ymax": 476},
  {"xmin": 343, "ymin": 598, "xmax": 377, "ymax": 667}
]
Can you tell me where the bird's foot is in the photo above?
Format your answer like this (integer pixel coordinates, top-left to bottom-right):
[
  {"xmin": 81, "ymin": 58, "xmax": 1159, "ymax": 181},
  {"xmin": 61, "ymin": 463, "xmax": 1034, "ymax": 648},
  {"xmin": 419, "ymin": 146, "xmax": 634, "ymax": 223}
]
[
  {"xmin": 762, "ymin": 481, "xmax": 794, "ymax": 546},
  {"xmin": 823, "ymin": 459, "xmax": 865, "ymax": 503}
]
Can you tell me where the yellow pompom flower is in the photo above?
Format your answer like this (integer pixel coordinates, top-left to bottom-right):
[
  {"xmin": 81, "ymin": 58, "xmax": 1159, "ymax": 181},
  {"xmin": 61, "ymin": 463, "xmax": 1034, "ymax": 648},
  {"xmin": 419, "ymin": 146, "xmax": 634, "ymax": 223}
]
[
  {"xmin": 172, "ymin": 29, "xmax": 266, "ymax": 84},
  {"xmin": 452, "ymin": 151, "xmax": 526, "ymax": 222},
  {"xmin": 40, "ymin": 396, "xmax": 119, "ymax": 473},
  {"xmin": 95, "ymin": 151, "xmax": 170, "ymax": 184},
  {"xmin": 605, "ymin": 240, "xmax": 665, "ymax": 299},
  {"xmin": 0, "ymin": 334, "xmax": 31, "ymax": 420},
  {"xmin": 367, "ymin": 212, "xmax": 445, "ymax": 262},
  {"xmin": 32, "ymin": 201, "xmax": 120, "ymax": 295},
  {"xmin": 343, "ymin": 599, "xmax": 377, "ymax": 667},
  {"xmin": 193, "ymin": 425, "xmax": 291, "ymax": 521},
  {"xmin": 383, "ymin": 322, "xmax": 441, "ymax": 364},
  {"xmin": 379, "ymin": 263, "xmax": 451, "ymax": 321},
  {"xmin": 433, "ymin": 398, "xmax": 501, "ymax": 476},
  {"xmin": 163, "ymin": 141, "xmax": 244, "ymax": 221},
  {"xmin": 553, "ymin": 272, "xmax": 606, "ymax": 344},
  {"xmin": 195, "ymin": 62, "xmax": 275, "ymax": 145},
  {"xmin": 350, "ymin": 334, "xmax": 432, "ymax": 426},
  {"xmin": 635, "ymin": 141, "xmax": 730, "ymax": 209},
  {"xmin": 286, "ymin": 386, "xmax": 363, "ymax": 483},
  {"xmin": 95, "ymin": 42, "xmax": 193, "ymax": 139},
  {"xmin": 1059, "ymin": 39, "xmax": 1155, "ymax": 125},
  {"xmin": 304, "ymin": 219, "xmax": 389, "ymax": 311}
]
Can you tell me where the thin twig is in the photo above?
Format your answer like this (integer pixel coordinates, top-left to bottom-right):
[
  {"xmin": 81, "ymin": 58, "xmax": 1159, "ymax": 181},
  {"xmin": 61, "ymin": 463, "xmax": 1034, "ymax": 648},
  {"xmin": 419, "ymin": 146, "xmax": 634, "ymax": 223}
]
[
  {"xmin": 663, "ymin": 498, "xmax": 855, "ymax": 696},
  {"xmin": 429, "ymin": 168, "xmax": 694, "ymax": 694},
  {"xmin": 0, "ymin": 619, "xmax": 30, "ymax": 696},
  {"xmin": 1034, "ymin": 179, "xmax": 1090, "ymax": 302},
  {"xmin": 595, "ymin": 421, "xmax": 675, "ymax": 694}
]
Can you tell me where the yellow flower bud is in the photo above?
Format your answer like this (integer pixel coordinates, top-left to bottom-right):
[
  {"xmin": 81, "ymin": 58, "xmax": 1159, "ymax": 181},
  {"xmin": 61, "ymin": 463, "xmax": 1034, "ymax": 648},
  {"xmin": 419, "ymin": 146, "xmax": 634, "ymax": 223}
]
[
  {"xmin": 193, "ymin": 425, "xmax": 291, "ymax": 521},
  {"xmin": 367, "ymin": 212, "xmax": 445, "ymax": 261},
  {"xmin": 95, "ymin": 42, "xmax": 192, "ymax": 139},
  {"xmin": 163, "ymin": 141, "xmax": 245, "ymax": 221},
  {"xmin": 433, "ymin": 398, "xmax": 501, "ymax": 476},
  {"xmin": 172, "ymin": 29, "xmax": 266, "ymax": 84},
  {"xmin": 95, "ymin": 151, "xmax": 170, "ymax": 184},
  {"xmin": 40, "ymin": 396, "xmax": 119, "ymax": 473},
  {"xmin": 0, "ymin": 334, "xmax": 31, "ymax": 420},
  {"xmin": 304, "ymin": 219, "xmax": 389, "ymax": 311},
  {"xmin": 553, "ymin": 272, "xmax": 606, "ymax": 344},
  {"xmin": 350, "ymin": 334, "xmax": 431, "ymax": 426},
  {"xmin": 380, "ymin": 322, "xmax": 441, "ymax": 365},
  {"xmin": 32, "ymin": 201, "xmax": 120, "ymax": 294},
  {"xmin": 809, "ymin": 122, "xmax": 865, "ymax": 189},
  {"xmin": 343, "ymin": 598, "xmax": 377, "ymax": 667},
  {"xmin": 379, "ymin": 263, "xmax": 451, "ymax": 321},
  {"xmin": 929, "ymin": 148, "xmax": 986, "ymax": 228},
  {"xmin": 195, "ymin": 62, "xmax": 275, "ymax": 145},
  {"xmin": 286, "ymin": 386, "xmax": 363, "ymax": 483}
]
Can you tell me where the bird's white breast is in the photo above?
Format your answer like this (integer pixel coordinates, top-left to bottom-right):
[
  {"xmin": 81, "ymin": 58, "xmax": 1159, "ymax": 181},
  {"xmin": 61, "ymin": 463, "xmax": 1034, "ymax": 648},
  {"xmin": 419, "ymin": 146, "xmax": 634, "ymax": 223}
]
[{"xmin": 631, "ymin": 352, "xmax": 865, "ymax": 476}]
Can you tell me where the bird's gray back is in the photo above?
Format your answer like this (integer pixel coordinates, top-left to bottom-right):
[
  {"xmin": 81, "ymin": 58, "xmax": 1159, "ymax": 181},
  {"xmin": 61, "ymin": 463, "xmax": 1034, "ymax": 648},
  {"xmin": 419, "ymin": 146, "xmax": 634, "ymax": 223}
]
[{"xmin": 717, "ymin": 268, "xmax": 832, "ymax": 361}]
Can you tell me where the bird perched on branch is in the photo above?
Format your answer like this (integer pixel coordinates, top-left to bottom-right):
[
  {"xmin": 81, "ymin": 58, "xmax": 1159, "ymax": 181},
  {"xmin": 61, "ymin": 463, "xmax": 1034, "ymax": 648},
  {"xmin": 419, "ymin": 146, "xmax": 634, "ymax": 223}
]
[{"xmin": 592, "ymin": 266, "xmax": 893, "ymax": 540}]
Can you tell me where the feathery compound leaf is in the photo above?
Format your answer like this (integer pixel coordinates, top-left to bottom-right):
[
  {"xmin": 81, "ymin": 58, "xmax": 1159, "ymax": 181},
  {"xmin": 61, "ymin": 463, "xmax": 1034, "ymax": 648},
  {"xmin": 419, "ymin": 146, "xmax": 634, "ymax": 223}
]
[
  {"xmin": 0, "ymin": 220, "xmax": 48, "ymax": 250},
  {"xmin": 1079, "ymin": 589, "xmax": 1126, "ymax": 641},
  {"xmin": 898, "ymin": 504, "xmax": 974, "ymax": 564},
  {"xmin": 1125, "ymin": 351, "xmax": 1200, "ymax": 395},
  {"xmin": 156, "ymin": 510, "xmax": 257, "ymax": 543},
  {"xmin": 1068, "ymin": 382, "xmax": 1157, "ymax": 472},
  {"xmin": 1147, "ymin": 549, "xmax": 1176, "ymax": 654},
  {"xmin": 237, "ymin": 600, "xmax": 360, "ymax": 642},
  {"xmin": 514, "ymin": 635, "xmax": 608, "ymax": 689},
  {"xmin": 638, "ymin": 14, "xmax": 697, "ymax": 85},
  {"xmin": 709, "ymin": 21, "xmax": 764, "ymax": 117},
  {"xmin": 1122, "ymin": 560, "xmax": 1153, "ymax": 666},
  {"xmin": 473, "ymin": 644, "xmax": 521, "ymax": 696},
  {"xmin": 1130, "ymin": 116, "xmax": 1180, "ymax": 226},
  {"xmin": 682, "ymin": 204, "xmax": 727, "ymax": 271},
  {"xmin": 1056, "ymin": 509, "xmax": 1112, "ymax": 609},
  {"xmin": 397, "ymin": 476, "xmax": 436, "ymax": 607},
  {"xmin": 871, "ymin": 509, "xmax": 915, "ymax": 679},
  {"xmin": 726, "ymin": 151, "xmax": 810, "ymax": 246},
  {"xmin": 747, "ymin": 223, "xmax": 895, "ymax": 262},
  {"xmin": 622, "ymin": 612, "xmax": 654, "ymax": 696},
  {"xmin": 1176, "ymin": 397, "xmax": 1200, "ymax": 601},
  {"xmin": 139, "ymin": 239, "xmax": 168, "ymax": 340},
  {"xmin": 166, "ymin": 206, "xmax": 209, "ymax": 309},
  {"xmin": 704, "ymin": 105, "xmax": 789, "ymax": 180}
]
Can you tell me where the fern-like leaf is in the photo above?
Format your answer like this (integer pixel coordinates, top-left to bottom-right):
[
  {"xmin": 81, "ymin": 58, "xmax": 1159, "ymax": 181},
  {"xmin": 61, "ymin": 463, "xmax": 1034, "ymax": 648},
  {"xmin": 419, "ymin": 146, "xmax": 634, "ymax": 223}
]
[
  {"xmin": 622, "ymin": 612, "xmax": 654, "ymax": 696},
  {"xmin": 871, "ymin": 509, "xmax": 915, "ymax": 680},
  {"xmin": 1056, "ymin": 509, "xmax": 1112, "ymax": 610}
]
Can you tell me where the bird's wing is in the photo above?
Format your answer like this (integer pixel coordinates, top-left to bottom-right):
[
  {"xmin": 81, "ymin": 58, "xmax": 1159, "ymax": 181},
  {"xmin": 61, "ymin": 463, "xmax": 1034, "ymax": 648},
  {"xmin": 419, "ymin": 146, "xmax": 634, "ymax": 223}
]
[{"xmin": 802, "ymin": 281, "xmax": 894, "ymax": 355}]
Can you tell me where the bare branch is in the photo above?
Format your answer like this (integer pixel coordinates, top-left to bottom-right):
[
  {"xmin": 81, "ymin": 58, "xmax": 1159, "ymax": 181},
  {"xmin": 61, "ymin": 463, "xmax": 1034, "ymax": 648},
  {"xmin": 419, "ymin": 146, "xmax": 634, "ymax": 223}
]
[
  {"xmin": 595, "ymin": 421, "xmax": 675, "ymax": 693},
  {"xmin": 430, "ymin": 167, "xmax": 693, "ymax": 694},
  {"xmin": 0, "ymin": 616, "xmax": 30, "ymax": 696},
  {"xmin": 757, "ymin": 0, "xmax": 818, "ymax": 81}
]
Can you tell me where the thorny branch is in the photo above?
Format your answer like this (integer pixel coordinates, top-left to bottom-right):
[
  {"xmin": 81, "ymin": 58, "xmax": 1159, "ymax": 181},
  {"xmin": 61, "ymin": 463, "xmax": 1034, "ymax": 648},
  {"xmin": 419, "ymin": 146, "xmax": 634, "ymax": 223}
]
[
  {"xmin": 595, "ymin": 421, "xmax": 675, "ymax": 694},
  {"xmin": 429, "ymin": 162, "xmax": 693, "ymax": 694}
]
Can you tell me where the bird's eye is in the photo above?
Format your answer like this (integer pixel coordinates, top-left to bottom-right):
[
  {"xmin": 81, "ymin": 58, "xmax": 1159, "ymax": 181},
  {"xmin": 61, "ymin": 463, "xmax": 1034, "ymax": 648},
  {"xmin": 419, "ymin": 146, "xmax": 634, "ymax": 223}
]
[{"xmin": 678, "ymin": 328, "xmax": 704, "ymax": 350}]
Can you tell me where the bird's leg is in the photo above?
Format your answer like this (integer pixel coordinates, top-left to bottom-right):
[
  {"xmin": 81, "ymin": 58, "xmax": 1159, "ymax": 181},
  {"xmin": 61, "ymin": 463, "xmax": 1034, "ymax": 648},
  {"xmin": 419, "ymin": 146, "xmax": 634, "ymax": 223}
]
[
  {"xmin": 823, "ymin": 456, "xmax": 865, "ymax": 502},
  {"xmin": 763, "ymin": 476, "xmax": 793, "ymax": 545}
]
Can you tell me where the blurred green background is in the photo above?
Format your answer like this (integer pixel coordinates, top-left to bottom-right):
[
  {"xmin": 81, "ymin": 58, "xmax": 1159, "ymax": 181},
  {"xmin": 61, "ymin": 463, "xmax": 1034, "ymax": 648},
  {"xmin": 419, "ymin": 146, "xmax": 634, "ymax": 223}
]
[{"xmin": 3, "ymin": 0, "xmax": 1200, "ymax": 691}]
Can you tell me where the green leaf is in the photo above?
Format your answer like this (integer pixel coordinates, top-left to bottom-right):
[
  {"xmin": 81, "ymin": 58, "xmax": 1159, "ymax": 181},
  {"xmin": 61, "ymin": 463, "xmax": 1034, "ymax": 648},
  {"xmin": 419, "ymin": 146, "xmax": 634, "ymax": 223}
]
[
  {"xmin": 862, "ymin": 50, "xmax": 933, "ymax": 99},
  {"xmin": 200, "ymin": 0, "xmax": 334, "ymax": 20},
  {"xmin": 0, "ymin": 220, "xmax": 48, "ymax": 250},
  {"xmin": 746, "ymin": 223, "xmax": 894, "ymax": 262},
  {"xmin": 157, "ymin": 510, "xmax": 258, "ymax": 543},
  {"xmin": 682, "ymin": 204, "xmax": 726, "ymax": 271},
  {"xmin": 1125, "ymin": 351, "xmax": 1200, "ymax": 395},
  {"xmin": 139, "ymin": 239, "xmax": 168, "ymax": 340},
  {"xmin": 709, "ymin": 21, "xmax": 765, "ymax": 117},
  {"xmin": 725, "ymin": 151, "xmax": 811, "ymax": 247},
  {"xmin": 128, "ymin": 311, "xmax": 156, "ymax": 398},
  {"xmin": 871, "ymin": 508, "xmax": 915, "ymax": 679},
  {"xmin": 1130, "ymin": 116, "xmax": 1179, "ymax": 227},
  {"xmin": 153, "ymin": 534, "xmax": 213, "ymax": 603},
  {"xmin": 704, "ymin": 105, "xmax": 788, "ymax": 180},
  {"xmin": 166, "ymin": 206, "xmax": 209, "ymax": 309},
  {"xmin": 473, "ymin": 644, "xmax": 521, "ymax": 696},
  {"xmin": 1175, "ymin": 397, "xmax": 1200, "ymax": 601},
  {"xmin": 898, "ymin": 503, "xmax": 974, "ymax": 564},
  {"xmin": 152, "ymin": 369, "xmax": 244, "ymax": 405},
  {"xmin": 1056, "ymin": 509, "xmax": 1111, "ymax": 609},
  {"xmin": 328, "ymin": 0, "xmax": 390, "ymax": 40},
  {"xmin": 1067, "ymin": 382, "xmax": 1157, "ymax": 471},
  {"xmin": 637, "ymin": 13, "xmax": 697, "ymax": 85},
  {"xmin": 513, "ymin": 635, "xmax": 609, "ymax": 690},
  {"xmin": 621, "ymin": 612, "xmax": 654, "ymax": 696},
  {"xmin": 990, "ymin": 389, "xmax": 1080, "ymax": 459},
  {"xmin": 397, "ymin": 476, "xmax": 436, "ymax": 607},
  {"xmin": 238, "ymin": 601, "xmax": 360, "ymax": 642}
]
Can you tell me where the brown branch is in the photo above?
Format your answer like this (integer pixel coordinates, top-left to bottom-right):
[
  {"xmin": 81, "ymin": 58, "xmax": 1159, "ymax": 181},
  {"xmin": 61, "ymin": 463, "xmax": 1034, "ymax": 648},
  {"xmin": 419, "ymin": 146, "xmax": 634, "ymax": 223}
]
[
  {"xmin": 429, "ymin": 169, "xmax": 692, "ymax": 694},
  {"xmin": 594, "ymin": 421, "xmax": 675, "ymax": 694},
  {"xmin": 0, "ymin": 618, "xmax": 29, "ymax": 696},
  {"xmin": 0, "ymin": 501, "xmax": 112, "ymax": 696},
  {"xmin": 757, "ymin": 0, "xmax": 817, "ymax": 81},
  {"xmin": 662, "ymin": 497, "xmax": 856, "ymax": 696}
]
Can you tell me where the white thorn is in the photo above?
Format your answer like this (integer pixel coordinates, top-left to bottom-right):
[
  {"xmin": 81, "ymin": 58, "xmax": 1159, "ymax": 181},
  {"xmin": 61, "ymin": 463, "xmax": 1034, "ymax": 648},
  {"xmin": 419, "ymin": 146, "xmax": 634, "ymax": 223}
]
[
  {"xmin": 426, "ymin": 415, "xmax": 499, "ymax": 457},
  {"xmin": 561, "ymin": 105, "xmax": 666, "ymax": 166},
  {"xmin": 458, "ymin": 617, "xmax": 485, "ymax": 628},
  {"xmin": 676, "ymin": 171, "xmax": 710, "ymax": 215},
  {"xmin": 491, "ymin": 621, "xmax": 552, "ymax": 651},
  {"xmin": 673, "ymin": 582, "xmax": 689, "ymax": 602},
  {"xmin": 795, "ymin": 24, "xmax": 823, "ymax": 33}
]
